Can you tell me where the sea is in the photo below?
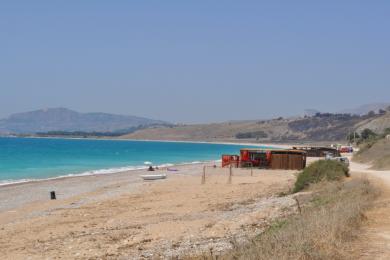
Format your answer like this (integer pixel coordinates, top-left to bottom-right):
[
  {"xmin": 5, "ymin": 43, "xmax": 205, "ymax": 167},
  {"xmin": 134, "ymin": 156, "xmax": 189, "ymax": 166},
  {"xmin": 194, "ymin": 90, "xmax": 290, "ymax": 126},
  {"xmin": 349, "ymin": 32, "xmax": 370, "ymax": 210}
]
[{"xmin": 0, "ymin": 137, "xmax": 263, "ymax": 185}]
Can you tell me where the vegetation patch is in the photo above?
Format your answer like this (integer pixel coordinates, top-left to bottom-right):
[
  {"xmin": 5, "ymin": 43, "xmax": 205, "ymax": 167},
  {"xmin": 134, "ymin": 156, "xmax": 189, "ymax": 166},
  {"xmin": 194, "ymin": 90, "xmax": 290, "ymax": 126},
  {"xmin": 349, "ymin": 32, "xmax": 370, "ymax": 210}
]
[
  {"xmin": 235, "ymin": 130, "xmax": 268, "ymax": 139},
  {"xmin": 293, "ymin": 160, "xmax": 349, "ymax": 193},
  {"xmin": 188, "ymin": 178, "xmax": 378, "ymax": 260},
  {"xmin": 353, "ymin": 128, "xmax": 390, "ymax": 170}
]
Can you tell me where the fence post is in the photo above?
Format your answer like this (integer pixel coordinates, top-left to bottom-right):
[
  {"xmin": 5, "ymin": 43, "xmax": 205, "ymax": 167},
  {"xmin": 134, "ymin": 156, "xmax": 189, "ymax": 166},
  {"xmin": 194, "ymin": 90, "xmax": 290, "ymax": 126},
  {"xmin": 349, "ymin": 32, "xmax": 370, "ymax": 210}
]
[
  {"xmin": 201, "ymin": 165, "xmax": 206, "ymax": 184},
  {"xmin": 228, "ymin": 165, "xmax": 232, "ymax": 184}
]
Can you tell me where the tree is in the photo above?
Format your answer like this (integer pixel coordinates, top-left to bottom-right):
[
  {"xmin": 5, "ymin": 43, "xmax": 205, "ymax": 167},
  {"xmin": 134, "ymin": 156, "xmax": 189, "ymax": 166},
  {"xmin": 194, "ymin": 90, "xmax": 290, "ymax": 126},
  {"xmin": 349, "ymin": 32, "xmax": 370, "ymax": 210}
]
[
  {"xmin": 379, "ymin": 109, "xmax": 386, "ymax": 115},
  {"xmin": 360, "ymin": 128, "xmax": 377, "ymax": 140},
  {"xmin": 367, "ymin": 110, "xmax": 376, "ymax": 117}
]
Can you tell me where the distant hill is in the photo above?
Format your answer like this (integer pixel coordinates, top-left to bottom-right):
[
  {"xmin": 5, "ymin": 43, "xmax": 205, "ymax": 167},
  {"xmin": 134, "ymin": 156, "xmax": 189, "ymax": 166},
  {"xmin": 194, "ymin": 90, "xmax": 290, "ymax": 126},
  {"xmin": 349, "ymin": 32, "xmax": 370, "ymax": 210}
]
[
  {"xmin": 339, "ymin": 102, "xmax": 390, "ymax": 115},
  {"xmin": 120, "ymin": 112, "xmax": 390, "ymax": 143},
  {"xmin": 0, "ymin": 108, "xmax": 169, "ymax": 134}
]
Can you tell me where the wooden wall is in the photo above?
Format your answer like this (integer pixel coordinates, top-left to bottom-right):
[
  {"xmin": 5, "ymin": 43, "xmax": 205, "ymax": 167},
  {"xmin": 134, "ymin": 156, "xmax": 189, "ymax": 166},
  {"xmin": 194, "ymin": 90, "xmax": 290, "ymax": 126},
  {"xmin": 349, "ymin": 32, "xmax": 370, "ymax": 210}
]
[{"xmin": 270, "ymin": 153, "xmax": 306, "ymax": 170}]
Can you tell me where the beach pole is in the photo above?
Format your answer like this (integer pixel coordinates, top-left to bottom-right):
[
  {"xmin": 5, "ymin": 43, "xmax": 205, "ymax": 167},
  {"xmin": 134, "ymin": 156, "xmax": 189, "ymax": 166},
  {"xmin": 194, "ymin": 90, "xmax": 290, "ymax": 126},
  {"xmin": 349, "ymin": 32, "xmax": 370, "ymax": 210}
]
[
  {"xmin": 50, "ymin": 191, "xmax": 56, "ymax": 200},
  {"xmin": 228, "ymin": 165, "xmax": 232, "ymax": 184},
  {"xmin": 201, "ymin": 166, "xmax": 206, "ymax": 184},
  {"xmin": 251, "ymin": 166, "xmax": 253, "ymax": 176}
]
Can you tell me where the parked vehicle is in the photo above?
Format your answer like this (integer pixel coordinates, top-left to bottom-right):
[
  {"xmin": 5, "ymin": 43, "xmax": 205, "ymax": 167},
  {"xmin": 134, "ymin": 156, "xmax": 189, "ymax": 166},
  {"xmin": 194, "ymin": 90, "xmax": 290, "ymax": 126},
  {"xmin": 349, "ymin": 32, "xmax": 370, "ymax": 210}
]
[
  {"xmin": 328, "ymin": 157, "xmax": 350, "ymax": 167},
  {"xmin": 339, "ymin": 146, "xmax": 353, "ymax": 153}
]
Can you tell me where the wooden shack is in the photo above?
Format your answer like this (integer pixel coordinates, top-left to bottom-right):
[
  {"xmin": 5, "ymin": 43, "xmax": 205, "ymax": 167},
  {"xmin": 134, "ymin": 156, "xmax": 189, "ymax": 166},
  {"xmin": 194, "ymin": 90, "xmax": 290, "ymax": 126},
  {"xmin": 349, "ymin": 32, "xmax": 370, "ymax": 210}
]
[
  {"xmin": 239, "ymin": 149, "xmax": 306, "ymax": 170},
  {"xmin": 269, "ymin": 150, "xmax": 307, "ymax": 170},
  {"xmin": 292, "ymin": 146, "xmax": 340, "ymax": 157}
]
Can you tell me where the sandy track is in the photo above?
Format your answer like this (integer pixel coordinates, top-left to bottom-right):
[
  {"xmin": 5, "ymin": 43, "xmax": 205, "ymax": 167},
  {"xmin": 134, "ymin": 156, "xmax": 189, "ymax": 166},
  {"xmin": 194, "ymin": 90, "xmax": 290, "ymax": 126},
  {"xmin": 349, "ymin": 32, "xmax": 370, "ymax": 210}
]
[
  {"xmin": 349, "ymin": 161, "xmax": 390, "ymax": 259},
  {"xmin": 0, "ymin": 164, "xmax": 298, "ymax": 259}
]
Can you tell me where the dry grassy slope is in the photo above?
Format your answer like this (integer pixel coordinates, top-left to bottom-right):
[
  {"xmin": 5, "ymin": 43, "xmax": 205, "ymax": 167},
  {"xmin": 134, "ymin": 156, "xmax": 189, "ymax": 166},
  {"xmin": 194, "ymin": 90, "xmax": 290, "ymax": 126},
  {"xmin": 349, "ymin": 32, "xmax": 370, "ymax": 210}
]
[
  {"xmin": 120, "ymin": 119, "xmax": 293, "ymax": 142},
  {"xmin": 355, "ymin": 113, "xmax": 390, "ymax": 133},
  {"xmin": 354, "ymin": 138, "xmax": 390, "ymax": 170},
  {"xmin": 121, "ymin": 113, "xmax": 390, "ymax": 143}
]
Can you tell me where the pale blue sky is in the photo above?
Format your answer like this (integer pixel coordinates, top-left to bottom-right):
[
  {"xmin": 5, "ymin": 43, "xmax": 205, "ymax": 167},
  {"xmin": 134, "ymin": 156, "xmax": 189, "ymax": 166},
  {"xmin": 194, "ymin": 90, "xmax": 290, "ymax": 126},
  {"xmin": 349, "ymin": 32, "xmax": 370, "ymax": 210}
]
[{"xmin": 0, "ymin": 1, "xmax": 389, "ymax": 123}]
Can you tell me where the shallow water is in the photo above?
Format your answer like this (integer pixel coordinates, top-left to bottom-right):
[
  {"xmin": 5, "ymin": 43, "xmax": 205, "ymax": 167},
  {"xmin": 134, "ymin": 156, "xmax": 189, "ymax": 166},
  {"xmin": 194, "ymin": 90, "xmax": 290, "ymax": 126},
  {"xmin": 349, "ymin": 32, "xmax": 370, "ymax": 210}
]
[{"xmin": 0, "ymin": 137, "xmax": 263, "ymax": 184}]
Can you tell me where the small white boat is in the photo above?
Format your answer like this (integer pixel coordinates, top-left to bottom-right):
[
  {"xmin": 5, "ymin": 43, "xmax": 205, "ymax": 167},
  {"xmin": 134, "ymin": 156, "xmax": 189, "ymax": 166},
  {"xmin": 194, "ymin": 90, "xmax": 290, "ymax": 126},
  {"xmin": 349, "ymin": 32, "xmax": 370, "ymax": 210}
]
[{"xmin": 140, "ymin": 174, "xmax": 167, "ymax": 181}]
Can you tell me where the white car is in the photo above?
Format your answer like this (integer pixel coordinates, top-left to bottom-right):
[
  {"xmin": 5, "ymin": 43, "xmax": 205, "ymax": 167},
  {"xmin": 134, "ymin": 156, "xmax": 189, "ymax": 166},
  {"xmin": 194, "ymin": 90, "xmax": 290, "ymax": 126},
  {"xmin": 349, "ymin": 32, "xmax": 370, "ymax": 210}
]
[{"xmin": 329, "ymin": 157, "xmax": 350, "ymax": 167}]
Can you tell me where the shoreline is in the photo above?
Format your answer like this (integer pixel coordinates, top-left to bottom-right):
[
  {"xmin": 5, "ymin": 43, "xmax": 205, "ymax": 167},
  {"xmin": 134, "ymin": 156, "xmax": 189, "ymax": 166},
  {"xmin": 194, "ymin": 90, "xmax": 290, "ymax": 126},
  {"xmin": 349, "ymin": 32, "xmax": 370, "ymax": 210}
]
[
  {"xmin": 0, "ymin": 162, "xmax": 214, "ymax": 213},
  {"xmin": 0, "ymin": 137, "xmax": 293, "ymax": 188},
  {"xmin": 0, "ymin": 135, "xmax": 292, "ymax": 148},
  {"xmin": 0, "ymin": 160, "xmax": 213, "ymax": 189}
]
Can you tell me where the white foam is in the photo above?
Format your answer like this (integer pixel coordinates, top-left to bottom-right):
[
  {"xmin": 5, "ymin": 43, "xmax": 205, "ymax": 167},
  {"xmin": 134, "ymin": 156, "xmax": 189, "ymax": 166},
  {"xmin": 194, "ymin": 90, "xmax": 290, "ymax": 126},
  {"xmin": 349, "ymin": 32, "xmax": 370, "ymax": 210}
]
[
  {"xmin": 0, "ymin": 160, "xmax": 217, "ymax": 187},
  {"xmin": 74, "ymin": 165, "xmax": 148, "ymax": 176},
  {"xmin": 0, "ymin": 165, "xmax": 148, "ymax": 187},
  {"xmin": 0, "ymin": 178, "xmax": 37, "ymax": 187}
]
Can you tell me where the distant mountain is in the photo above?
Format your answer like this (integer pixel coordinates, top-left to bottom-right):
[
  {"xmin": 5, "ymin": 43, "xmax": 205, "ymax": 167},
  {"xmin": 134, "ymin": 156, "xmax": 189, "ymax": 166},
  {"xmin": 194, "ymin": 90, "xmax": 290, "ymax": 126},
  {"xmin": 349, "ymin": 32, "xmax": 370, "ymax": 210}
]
[
  {"xmin": 0, "ymin": 108, "xmax": 169, "ymax": 134},
  {"xmin": 339, "ymin": 102, "xmax": 390, "ymax": 116}
]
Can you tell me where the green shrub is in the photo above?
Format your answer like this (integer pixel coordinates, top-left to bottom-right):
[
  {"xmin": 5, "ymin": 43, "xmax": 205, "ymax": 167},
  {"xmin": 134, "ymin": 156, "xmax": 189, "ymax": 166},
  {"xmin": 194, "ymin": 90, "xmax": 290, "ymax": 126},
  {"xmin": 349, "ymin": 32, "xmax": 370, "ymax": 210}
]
[{"xmin": 293, "ymin": 160, "xmax": 349, "ymax": 193}]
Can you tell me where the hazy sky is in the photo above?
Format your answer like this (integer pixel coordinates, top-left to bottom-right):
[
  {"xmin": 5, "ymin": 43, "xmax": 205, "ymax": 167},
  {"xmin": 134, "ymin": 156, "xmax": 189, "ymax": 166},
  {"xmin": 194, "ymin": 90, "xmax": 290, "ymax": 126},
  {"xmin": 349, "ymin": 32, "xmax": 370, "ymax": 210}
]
[{"xmin": 1, "ymin": 1, "xmax": 389, "ymax": 123}]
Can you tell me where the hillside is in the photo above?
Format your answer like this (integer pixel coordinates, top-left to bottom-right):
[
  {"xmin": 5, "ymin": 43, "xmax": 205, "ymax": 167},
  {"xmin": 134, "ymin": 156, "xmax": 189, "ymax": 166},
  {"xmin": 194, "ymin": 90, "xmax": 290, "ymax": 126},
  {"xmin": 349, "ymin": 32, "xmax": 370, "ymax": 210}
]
[
  {"xmin": 339, "ymin": 102, "xmax": 390, "ymax": 115},
  {"xmin": 355, "ymin": 112, "xmax": 390, "ymax": 134},
  {"xmin": 120, "ymin": 112, "xmax": 389, "ymax": 143},
  {"xmin": 354, "ymin": 138, "xmax": 390, "ymax": 170},
  {"xmin": 0, "ymin": 108, "xmax": 169, "ymax": 134}
]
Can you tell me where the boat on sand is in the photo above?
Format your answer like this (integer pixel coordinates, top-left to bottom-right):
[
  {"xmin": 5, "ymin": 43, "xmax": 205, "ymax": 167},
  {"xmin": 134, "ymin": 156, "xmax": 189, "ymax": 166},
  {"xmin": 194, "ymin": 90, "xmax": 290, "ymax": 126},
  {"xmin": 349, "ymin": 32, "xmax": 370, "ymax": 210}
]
[{"xmin": 140, "ymin": 174, "xmax": 167, "ymax": 181}]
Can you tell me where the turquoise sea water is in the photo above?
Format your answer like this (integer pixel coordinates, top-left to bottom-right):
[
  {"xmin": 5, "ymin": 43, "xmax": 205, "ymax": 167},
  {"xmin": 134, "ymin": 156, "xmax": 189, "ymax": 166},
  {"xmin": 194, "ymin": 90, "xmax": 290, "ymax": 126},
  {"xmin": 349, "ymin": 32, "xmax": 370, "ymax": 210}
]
[{"xmin": 0, "ymin": 137, "xmax": 262, "ymax": 184}]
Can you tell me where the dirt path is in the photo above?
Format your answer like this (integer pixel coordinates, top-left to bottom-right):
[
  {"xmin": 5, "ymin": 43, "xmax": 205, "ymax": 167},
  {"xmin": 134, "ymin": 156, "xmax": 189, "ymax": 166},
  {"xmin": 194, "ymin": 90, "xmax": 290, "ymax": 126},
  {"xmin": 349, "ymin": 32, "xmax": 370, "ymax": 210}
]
[{"xmin": 350, "ymin": 161, "xmax": 390, "ymax": 259}]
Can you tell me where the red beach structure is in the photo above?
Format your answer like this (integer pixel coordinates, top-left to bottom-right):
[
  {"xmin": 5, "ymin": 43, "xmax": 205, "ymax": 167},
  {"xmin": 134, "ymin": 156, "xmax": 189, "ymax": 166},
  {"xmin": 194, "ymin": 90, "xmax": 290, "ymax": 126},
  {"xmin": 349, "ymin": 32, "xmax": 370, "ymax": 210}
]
[{"xmin": 222, "ymin": 149, "xmax": 306, "ymax": 170}]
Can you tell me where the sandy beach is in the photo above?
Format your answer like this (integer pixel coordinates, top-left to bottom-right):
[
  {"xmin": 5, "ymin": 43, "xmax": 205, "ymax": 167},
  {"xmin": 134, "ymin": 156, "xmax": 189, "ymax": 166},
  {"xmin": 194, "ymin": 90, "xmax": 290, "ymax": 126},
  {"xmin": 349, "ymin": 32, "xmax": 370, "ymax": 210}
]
[{"xmin": 0, "ymin": 162, "xmax": 299, "ymax": 259}]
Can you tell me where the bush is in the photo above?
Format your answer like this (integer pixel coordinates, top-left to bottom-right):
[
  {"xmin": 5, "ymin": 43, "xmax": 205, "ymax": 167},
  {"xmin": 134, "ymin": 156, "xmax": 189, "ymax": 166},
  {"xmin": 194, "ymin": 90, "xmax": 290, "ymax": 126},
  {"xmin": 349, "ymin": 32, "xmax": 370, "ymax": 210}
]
[
  {"xmin": 235, "ymin": 130, "xmax": 268, "ymax": 139},
  {"xmin": 293, "ymin": 160, "xmax": 349, "ymax": 193}
]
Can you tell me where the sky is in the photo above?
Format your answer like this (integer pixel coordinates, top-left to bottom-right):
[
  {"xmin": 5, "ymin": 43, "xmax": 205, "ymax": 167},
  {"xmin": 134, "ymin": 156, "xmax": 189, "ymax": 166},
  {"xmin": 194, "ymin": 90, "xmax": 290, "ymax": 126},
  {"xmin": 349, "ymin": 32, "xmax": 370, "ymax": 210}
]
[{"xmin": 0, "ymin": 1, "xmax": 389, "ymax": 123}]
